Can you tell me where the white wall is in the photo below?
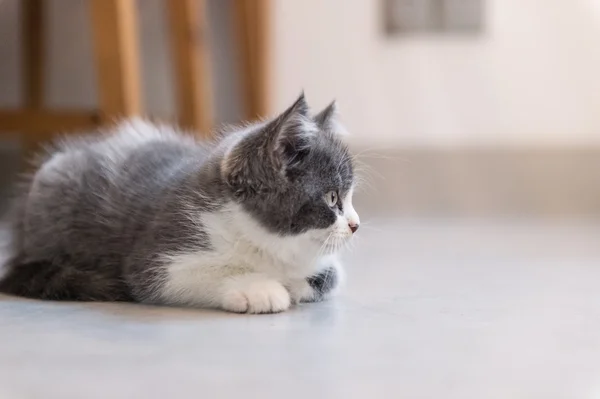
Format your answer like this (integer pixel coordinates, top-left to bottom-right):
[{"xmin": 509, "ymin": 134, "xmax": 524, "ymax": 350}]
[
  {"xmin": 2, "ymin": 0, "xmax": 599, "ymax": 147},
  {"xmin": 271, "ymin": 0, "xmax": 600, "ymax": 147}
]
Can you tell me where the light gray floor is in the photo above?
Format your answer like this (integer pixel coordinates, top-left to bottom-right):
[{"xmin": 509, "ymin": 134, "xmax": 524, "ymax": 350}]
[{"xmin": 1, "ymin": 220, "xmax": 600, "ymax": 399}]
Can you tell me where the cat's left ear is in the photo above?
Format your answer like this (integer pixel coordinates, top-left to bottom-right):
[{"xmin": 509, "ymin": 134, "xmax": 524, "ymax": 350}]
[
  {"xmin": 314, "ymin": 100, "xmax": 348, "ymax": 136},
  {"xmin": 265, "ymin": 92, "xmax": 318, "ymax": 169}
]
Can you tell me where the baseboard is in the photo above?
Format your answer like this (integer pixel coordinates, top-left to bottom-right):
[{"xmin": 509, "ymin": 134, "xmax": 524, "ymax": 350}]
[{"xmin": 352, "ymin": 147, "xmax": 600, "ymax": 218}]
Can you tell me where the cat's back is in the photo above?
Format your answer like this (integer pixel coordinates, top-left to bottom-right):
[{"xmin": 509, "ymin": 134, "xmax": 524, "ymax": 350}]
[
  {"xmin": 48, "ymin": 118, "xmax": 198, "ymax": 172},
  {"xmin": 20, "ymin": 120, "xmax": 205, "ymax": 250},
  {"xmin": 36, "ymin": 119, "xmax": 201, "ymax": 193}
]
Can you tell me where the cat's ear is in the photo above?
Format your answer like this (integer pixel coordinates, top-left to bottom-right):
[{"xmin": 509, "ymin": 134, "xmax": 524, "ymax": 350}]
[
  {"xmin": 264, "ymin": 92, "xmax": 317, "ymax": 169},
  {"xmin": 314, "ymin": 101, "xmax": 337, "ymax": 130},
  {"xmin": 222, "ymin": 94, "xmax": 314, "ymax": 195},
  {"xmin": 314, "ymin": 100, "xmax": 348, "ymax": 136}
]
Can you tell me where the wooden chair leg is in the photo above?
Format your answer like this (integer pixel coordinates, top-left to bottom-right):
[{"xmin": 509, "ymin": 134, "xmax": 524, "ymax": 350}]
[
  {"xmin": 22, "ymin": 0, "xmax": 44, "ymax": 109},
  {"xmin": 90, "ymin": 0, "xmax": 141, "ymax": 119},
  {"xmin": 233, "ymin": 0, "xmax": 270, "ymax": 120},
  {"xmin": 4, "ymin": 2, "xmax": 100, "ymax": 142},
  {"xmin": 21, "ymin": 0, "xmax": 46, "ymax": 167},
  {"xmin": 166, "ymin": 0, "xmax": 213, "ymax": 137}
]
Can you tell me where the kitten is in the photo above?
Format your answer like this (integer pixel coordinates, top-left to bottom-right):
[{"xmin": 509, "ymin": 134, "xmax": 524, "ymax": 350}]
[{"xmin": 0, "ymin": 94, "xmax": 359, "ymax": 313}]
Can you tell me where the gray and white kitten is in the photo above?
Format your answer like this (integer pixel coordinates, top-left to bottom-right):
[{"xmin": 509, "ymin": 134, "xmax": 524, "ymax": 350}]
[{"xmin": 0, "ymin": 94, "xmax": 359, "ymax": 313}]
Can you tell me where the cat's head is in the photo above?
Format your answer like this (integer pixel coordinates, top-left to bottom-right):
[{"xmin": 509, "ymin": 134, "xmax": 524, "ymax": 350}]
[{"xmin": 221, "ymin": 94, "xmax": 359, "ymax": 255}]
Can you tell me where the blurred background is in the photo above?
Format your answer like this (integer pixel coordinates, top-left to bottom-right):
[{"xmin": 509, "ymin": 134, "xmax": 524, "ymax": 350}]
[
  {"xmin": 1, "ymin": 0, "xmax": 600, "ymax": 220},
  {"xmin": 2, "ymin": 2, "xmax": 600, "ymax": 397}
]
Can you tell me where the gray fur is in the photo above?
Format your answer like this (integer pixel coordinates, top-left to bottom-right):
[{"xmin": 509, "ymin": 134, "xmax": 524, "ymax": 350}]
[{"xmin": 0, "ymin": 94, "xmax": 355, "ymax": 305}]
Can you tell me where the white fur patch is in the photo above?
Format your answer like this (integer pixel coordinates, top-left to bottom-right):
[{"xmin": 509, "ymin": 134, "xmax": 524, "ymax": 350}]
[
  {"xmin": 158, "ymin": 202, "xmax": 334, "ymax": 310},
  {"xmin": 158, "ymin": 189, "xmax": 359, "ymax": 312},
  {"xmin": 220, "ymin": 274, "xmax": 290, "ymax": 313},
  {"xmin": 343, "ymin": 186, "xmax": 360, "ymax": 228},
  {"xmin": 324, "ymin": 187, "xmax": 360, "ymax": 253}
]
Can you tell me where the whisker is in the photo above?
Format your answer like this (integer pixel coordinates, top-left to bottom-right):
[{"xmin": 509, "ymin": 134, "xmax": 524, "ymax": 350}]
[{"xmin": 357, "ymin": 224, "xmax": 385, "ymax": 233}]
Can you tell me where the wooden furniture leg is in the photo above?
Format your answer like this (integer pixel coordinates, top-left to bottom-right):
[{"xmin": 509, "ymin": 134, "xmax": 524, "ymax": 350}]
[
  {"xmin": 233, "ymin": 0, "xmax": 270, "ymax": 120},
  {"xmin": 90, "ymin": 0, "xmax": 141, "ymax": 120},
  {"xmin": 21, "ymin": 0, "xmax": 45, "ymax": 161},
  {"xmin": 166, "ymin": 0, "xmax": 213, "ymax": 137}
]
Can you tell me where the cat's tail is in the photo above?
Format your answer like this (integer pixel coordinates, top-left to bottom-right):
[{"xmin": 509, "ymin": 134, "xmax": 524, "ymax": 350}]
[{"xmin": 0, "ymin": 256, "xmax": 132, "ymax": 302}]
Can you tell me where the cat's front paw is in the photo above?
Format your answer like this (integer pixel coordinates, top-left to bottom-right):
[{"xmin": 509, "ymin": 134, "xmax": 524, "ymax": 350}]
[
  {"xmin": 221, "ymin": 275, "xmax": 291, "ymax": 314},
  {"xmin": 288, "ymin": 266, "xmax": 343, "ymax": 304}
]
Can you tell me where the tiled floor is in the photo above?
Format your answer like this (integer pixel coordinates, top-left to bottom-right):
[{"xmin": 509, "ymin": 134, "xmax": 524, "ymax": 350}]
[{"xmin": 1, "ymin": 220, "xmax": 600, "ymax": 399}]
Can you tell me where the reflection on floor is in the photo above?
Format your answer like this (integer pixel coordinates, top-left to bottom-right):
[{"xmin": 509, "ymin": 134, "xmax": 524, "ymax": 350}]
[{"xmin": 1, "ymin": 220, "xmax": 600, "ymax": 399}]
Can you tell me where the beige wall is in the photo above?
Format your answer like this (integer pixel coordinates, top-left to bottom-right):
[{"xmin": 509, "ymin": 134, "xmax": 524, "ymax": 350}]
[
  {"xmin": 2, "ymin": 0, "xmax": 600, "ymax": 148},
  {"xmin": 271, "ymin": 0, "xmax": 600, "ymax": 147}
]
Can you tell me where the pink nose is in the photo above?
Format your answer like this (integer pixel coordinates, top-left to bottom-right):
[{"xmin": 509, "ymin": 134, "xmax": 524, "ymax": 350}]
[{"xmin": 349, "ymin": 223, "xmax": 359, "ymax": 234}]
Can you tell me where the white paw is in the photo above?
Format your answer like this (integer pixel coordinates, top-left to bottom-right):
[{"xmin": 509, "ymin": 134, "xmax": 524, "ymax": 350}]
[
  {"xmin": 287, "ymin": 279, "xmax": 317, "ymax": 304},
  {"xmin": 221, "ymin": 277, "xmax": 291, "ymax": 314}
]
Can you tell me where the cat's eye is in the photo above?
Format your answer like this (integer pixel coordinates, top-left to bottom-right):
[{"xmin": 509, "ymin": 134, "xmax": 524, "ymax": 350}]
[{"xmin": 324, "ymin": 191, "xmax": 338, "ymax": 207}]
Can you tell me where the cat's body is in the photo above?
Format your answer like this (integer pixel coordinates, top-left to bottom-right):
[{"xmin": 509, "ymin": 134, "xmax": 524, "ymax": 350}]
[{"xmin": 0, "ymin": 95, "xmax": 359, "ymax": 313}]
